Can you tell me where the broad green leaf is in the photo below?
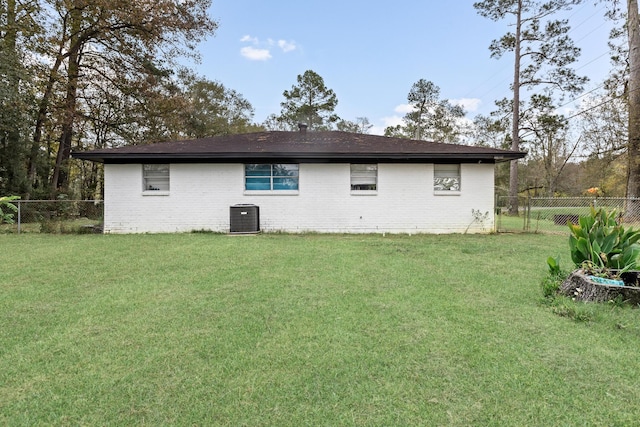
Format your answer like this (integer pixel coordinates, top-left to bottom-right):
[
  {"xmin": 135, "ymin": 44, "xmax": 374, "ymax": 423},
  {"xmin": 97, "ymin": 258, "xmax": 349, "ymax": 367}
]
[{"xmin": 600, "ymin": 233, "xmax": 618, "ymax": 254}]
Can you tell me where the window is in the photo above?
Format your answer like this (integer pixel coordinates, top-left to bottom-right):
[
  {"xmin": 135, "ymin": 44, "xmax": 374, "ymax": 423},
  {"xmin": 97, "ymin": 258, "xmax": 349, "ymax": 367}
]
[
  {"xmin": 351, "ymin": 164, "xmax": 377, "ymax": 191},
  {"xmin": 143, "ymin": 164, "xmax": 170, "ymax": 191},
  {"xmin": 434, "ymin": 164, "xmax": 460, "ymax": 191},
  {"xmin": 245, "ymin": 164, "xmax": 299, "ymax": 191}
]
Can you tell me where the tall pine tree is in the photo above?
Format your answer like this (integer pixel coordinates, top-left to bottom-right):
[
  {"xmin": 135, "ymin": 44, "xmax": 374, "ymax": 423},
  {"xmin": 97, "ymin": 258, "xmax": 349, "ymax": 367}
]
[{"xmin": 474, "ymin": 0, "xmax": 587, "ymax": 214}]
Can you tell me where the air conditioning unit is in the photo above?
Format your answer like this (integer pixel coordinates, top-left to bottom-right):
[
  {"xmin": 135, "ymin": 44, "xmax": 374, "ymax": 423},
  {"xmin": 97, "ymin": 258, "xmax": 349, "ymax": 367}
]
[{"xmin": 230, "ymin": 204, "xmax": 260, "ymax": 234}]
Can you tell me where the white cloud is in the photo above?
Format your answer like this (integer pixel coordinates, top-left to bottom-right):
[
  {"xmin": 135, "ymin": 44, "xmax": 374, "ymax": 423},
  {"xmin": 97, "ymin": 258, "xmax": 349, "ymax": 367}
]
[
  {"xmin": 239, "ymin": 35, "xmax": 297, "ymax": 61},
  {"xmin": 240, "ymin": 35, "xmax": 258, "ymax": 43},
  {"xmin": 452, "ymin": 98, "xmax": 481, "ymax": 113},
  {"xmin": 394, "ymin": 104, "xmax": 415, "ymax": 114},
  {"xmin": 382, "ymin": 115, "xmax": 404, "ymax": 127},
  {"xmin": 368, "ymin": 115, "xmax": 404, "ymax": 135},
  {"xmin": 365, "ymin": 105, "xmax": 411, "ymax": 135},
  {"xmin": 278, "ymin": 40, "xmax": 297, "ymax": 52},
  {"xmin": 240, "ymin": 46, "xmax": 272, "ymax": 61}
]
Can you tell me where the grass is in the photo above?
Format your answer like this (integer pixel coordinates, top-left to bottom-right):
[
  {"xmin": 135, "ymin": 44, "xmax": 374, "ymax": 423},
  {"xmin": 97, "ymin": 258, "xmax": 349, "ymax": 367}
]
[
  {"xmin": 2, "ymin": 233, "xmax": 640, "ymax": 425},
  {"xmin": 498, "ymin": 213, "xmax": 570, "ymax": 234}
]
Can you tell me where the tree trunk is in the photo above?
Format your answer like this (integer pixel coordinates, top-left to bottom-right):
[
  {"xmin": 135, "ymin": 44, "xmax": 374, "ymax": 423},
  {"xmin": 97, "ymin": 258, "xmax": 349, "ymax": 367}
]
[
  {"xmin": 560, "ymin": 270, "xmax": 640, "ymax": 305},
  {"xmin": 627, "ymin": 0, "xmax": 640, "ymax": 199},
  {"xmin": 1, "ymin": 0, "xmax": 28, "ymax": 194},
  {"xmin": 509, "ymin": 0, "xmax": 523, "ymax": 215},
  {"xmin": 625, "ymin": 0, "xmax": 640, "ymax": 220},
  {"xmin": 51, "ymin": 7, "xmax": 82, "ymax": 195},
  {"xmin": 27, "ymin": 32, "xmax": 66, "ymax": 197}
]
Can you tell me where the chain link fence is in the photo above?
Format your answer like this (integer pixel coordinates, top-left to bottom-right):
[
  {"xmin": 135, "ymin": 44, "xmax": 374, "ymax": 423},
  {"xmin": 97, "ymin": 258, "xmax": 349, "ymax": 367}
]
[
  {"xmin": 0, "ymin": 200, "xmax": 103, "ymax": 234},
  {"xmin": 4, "ymin": 197, "xmax": 639, "ymax": 235},
  {"xmin": 496, "ymin": 196, "xmax": 640, "ymax": 234}
]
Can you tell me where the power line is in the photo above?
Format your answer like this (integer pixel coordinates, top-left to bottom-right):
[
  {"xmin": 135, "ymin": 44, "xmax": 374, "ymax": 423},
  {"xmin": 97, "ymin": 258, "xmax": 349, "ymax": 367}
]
[
  {"xmin": 463, "ymin": 3, "xmax": 613, "ymax": 108},
  {"xmin": 518, "ymin": 84, "xmax": 631, "ymax": 141}
]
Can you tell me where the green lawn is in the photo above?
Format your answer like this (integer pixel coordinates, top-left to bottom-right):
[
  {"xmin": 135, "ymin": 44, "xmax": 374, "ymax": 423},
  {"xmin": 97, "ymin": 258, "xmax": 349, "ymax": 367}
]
[
  {"xmin": 2, "ymin": 233, "xmax": 640, "ymax": 425},
  {"xmin": 497, "ymin": 213, "xmax": 570, "ymax": 234}
]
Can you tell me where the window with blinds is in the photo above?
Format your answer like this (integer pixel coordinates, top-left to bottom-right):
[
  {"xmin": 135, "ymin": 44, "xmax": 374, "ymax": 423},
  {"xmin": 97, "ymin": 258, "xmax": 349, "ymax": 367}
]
[{"xmin": 350, "ymin": 164, "xmax": 377, "ymax": 191}]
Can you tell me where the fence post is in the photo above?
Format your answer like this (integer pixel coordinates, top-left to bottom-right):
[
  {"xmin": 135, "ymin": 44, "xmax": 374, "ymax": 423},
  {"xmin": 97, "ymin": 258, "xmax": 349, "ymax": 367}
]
[
  {"xmin": 17, "ymin": 200, "xmax": 21, "ymax": 234},
  {"xmin": 524, "ymin": 196, "xmax": 530, "ymax": 232},
  {"xmin": 495, "ymin": 193, "xmax": 502, "ymax": 233}
]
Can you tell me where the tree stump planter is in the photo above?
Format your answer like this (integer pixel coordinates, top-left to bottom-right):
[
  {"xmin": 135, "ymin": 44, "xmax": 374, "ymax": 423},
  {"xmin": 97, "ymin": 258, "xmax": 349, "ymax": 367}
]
[{"xmin": 560, "ymin": 270, "xmax": 640, "ymax": 305}]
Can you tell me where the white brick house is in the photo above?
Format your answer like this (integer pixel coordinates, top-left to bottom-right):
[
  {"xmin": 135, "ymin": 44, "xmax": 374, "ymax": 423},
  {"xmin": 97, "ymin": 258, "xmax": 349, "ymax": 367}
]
[{"xmin": 73, "ymin": 130, "xmax": 525, "ymax": 234}]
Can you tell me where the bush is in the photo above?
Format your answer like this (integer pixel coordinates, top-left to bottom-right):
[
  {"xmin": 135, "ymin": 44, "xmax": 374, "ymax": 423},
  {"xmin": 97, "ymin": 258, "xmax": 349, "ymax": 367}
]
[{"xmin": 0, "ymin": 196, "xmax": 19, "ymax": 224}]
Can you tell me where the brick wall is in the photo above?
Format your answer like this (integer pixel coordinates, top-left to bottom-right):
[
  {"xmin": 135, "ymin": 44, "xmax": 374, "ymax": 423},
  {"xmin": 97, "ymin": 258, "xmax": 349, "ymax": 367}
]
[{"xmin": 103, "ymin": 162, "xmax": 495, "ymax": 234}]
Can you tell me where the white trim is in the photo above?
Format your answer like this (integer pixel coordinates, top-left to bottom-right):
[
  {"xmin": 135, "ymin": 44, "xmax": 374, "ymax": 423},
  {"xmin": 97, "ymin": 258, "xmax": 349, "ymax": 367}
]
[
  {"xmin": 142, "ymin": 191, "xmax": 170, "ymax": 196},
  {"xmin": 434, "ymin": 191, "xmax": 461, "ymax": 196},
  {"xmin": 350, "ymin": 190, "xmax": 378, "ymax": 196}
]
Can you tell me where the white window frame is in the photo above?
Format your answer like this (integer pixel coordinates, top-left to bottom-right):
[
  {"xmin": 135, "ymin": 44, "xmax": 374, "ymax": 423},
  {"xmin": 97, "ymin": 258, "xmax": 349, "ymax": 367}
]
[
  {"xmin": 434, "ymin": 164, "xmax": 460, "ymax": 194},
  {"xmin": 142, "ymin": 164, "xmax": 170, "ymax": 195},
  {"xmin": 350, "ymin": 164, "xmax": 378, "ymax": 195}
]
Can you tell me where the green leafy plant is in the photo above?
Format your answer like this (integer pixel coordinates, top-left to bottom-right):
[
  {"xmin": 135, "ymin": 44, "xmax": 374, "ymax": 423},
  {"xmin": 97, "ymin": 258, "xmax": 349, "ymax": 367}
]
[
  {"xmin": 0, "ymin": 196, "xmax": 20, "ymax": 224},
  {"xmin": 568, "ymin": 207, "xmax": 640, "ymax": 275},
  {"xmin": 547, "ymin": 256, "xmax": 561, "ymax": 276},
  {"xmin": 541, "ymin": 256, "xmax": 566, "ymax": 299}
]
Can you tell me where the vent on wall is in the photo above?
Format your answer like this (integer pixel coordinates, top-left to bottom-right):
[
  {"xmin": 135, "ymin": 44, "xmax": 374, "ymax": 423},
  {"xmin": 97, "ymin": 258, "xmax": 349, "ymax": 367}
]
[{"xmin": 230, "ymin": 204, "xmax": 260, "ymax": 234}]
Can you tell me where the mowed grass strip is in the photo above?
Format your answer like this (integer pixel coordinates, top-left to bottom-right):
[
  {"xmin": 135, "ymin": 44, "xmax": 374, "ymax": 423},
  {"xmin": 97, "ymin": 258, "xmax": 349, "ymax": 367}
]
[{"xmin": 1, "ymin": 233, "xmax": 640, "ymax": 425}]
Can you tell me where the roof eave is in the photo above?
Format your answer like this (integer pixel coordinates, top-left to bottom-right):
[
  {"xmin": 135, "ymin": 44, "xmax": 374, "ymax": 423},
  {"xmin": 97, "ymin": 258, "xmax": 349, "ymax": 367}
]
[{"xmin": 72, "ymin": 151, "xmax": 526, "ymax": 164}]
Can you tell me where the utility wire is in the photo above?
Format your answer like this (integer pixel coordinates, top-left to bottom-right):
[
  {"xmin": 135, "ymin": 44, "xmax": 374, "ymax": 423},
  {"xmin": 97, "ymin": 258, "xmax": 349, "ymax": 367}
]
[{"xmin": 463, "ymin": 3, "xmax": 613, "ymax": 108}]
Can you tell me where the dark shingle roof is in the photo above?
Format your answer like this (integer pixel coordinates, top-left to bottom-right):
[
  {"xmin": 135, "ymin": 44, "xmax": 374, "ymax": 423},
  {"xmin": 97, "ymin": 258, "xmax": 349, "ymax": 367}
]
[{"xmin": 72, "ymin": 131, "xmax": 526, "ymax": 163}]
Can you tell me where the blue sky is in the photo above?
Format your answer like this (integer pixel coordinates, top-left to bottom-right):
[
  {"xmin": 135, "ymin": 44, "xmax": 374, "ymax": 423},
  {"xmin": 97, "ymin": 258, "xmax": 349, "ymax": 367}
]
[{"xmin": 196, "ymin": 1, "xmax": 615, "ymax": 135}]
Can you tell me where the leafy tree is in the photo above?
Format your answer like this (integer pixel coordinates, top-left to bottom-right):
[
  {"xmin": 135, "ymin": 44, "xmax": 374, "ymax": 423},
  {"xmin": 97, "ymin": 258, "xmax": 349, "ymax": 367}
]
[
  {"xmin": 180, "ymin": 74, "xmax": 258, "ymax": 138},
  {"xmin": 559, "ymin": 2, "xmax": 627, "ymax": 197},
  {"xmin": 336, "ymin": 117, "xmax": 373, "ymax": 134},
  {"xmin": 69, "ymin": 65, "xmax": 260, "ymax": 197},
  {"xmin": 579, "ymin": 94, "xmax": 627, "ymax": 160},
  {"xmin": 471, "ymin": 111, "xmax": 512, "ymax": 197},
  {"xmin": 262, "ymin": 114, "xmax": 289, "ymax": 131},
  {"xmin": 474, "ymin": 0, "xmax": 587, "ymax": 213},
  {"xmin": 383, "ymin": 125, "xmax": 406, "ymax": 138},
  {"xmin": 2, "ymin": 0, "xmax": 266, "ymax": 200},
  {"xmin": 278, "ymin": 70, "xmax": 339, "ymax": 130},
  {"xmin": 574, "ymin": 1, "xmax": 633, "ymax": 197},
  {"xmin": 29, "ymin": 0, "xmax": 218, "ymax": 196},
  {"xmin": 574, "ymin": 90, "xmax": 627, "ymax": 196},
  {"xmin": 0, "ymin": 0, "xmax": 40, "ymax": 196},
  {"xmin": 519, "ymin": 94, "xmax": 576, "ymax": 195},
  {"xmin": 472, "ymin": 112, "xmax": 511, "ymax": 149},
  {"xmin": 384, "ymin": 79, "xmax": 465, "ymax": 142}
]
